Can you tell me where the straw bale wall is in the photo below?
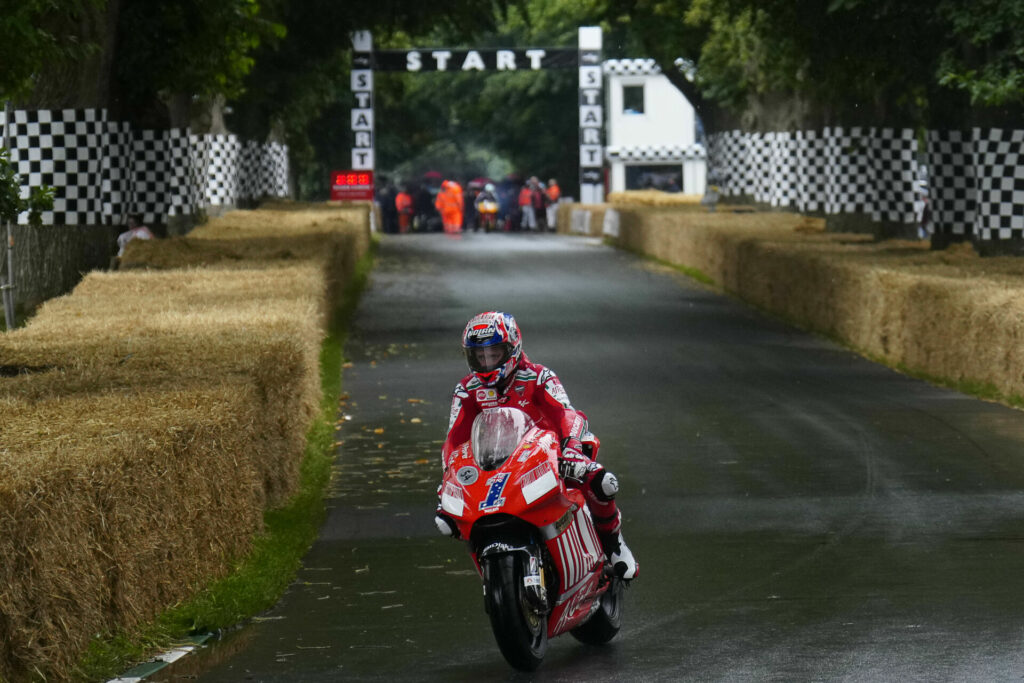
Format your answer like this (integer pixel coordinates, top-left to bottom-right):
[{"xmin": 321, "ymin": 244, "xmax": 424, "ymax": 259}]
[
  {"xmin": 0, "ymin": 203, "xmax": 370, "ymax": 681},
  {"xmin": 571, "ymin": 198, "xmax": 1024, "ymax": 401}
]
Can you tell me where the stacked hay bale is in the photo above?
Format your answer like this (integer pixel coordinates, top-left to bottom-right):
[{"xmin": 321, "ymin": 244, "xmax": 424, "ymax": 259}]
[
  {"xmin": 556, "ymin": 191, "xmax": 731, "ymax": 238},
  {"xmin": 605, "ymin": 205, "xmax": 1024, "ymax": 402},
  {"xmin": 0, "ymin": 202, "xmax": 370, "ymax": 681}
]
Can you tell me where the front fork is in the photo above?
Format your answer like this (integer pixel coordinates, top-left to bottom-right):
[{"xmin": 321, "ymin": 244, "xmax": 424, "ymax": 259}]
[{"xmin": 479, "ymin": 543, "xmax": 548, "ymax": 615}]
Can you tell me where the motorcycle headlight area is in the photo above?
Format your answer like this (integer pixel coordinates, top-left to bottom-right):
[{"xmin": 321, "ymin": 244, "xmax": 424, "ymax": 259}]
[
  {"xmin": 519, "ymin": 463, "xmax": 558, "ymax": 504},
  {"xmin": 441, "ymin": 481, "xmax": 465, "ymax": 516}
]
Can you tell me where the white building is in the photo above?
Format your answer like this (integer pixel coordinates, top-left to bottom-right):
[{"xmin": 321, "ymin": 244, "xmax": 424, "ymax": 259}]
[{"xmin": 603, "ymin": 59, "xmax": 706, "ymax": 195}]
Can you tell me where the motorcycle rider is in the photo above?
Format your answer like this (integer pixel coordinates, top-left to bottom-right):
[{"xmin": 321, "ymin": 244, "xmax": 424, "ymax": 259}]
[{"xmin": 435, "ymin": 311, "xmax": 639, "ymax": 580}]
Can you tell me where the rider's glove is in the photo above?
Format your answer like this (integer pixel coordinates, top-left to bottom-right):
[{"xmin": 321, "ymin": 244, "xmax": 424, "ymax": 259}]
[{"xmin": 558, "ymin": 438, "xmax": 591, "ymax": 484}]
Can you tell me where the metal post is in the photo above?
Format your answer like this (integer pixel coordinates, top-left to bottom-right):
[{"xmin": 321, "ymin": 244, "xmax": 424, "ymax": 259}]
[
  {"xmin": 2, "ymin": 100, "xmax": 14, "ymax": 329},
  {"xmin": 3, "ymin": 222, "xmax": 13, "ymax": 329}
]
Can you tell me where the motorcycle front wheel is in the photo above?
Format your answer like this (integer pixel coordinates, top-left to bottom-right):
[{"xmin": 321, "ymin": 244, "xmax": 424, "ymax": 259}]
[{"xmin": 482, "ymin": 554, "xmax": 548, "ymax": 670}]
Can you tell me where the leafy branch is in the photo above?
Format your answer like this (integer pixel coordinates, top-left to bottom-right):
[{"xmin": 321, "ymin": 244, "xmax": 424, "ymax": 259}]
[{"xmin": 0, "ymin": 148, "xmax": 55, "ymax": 228}]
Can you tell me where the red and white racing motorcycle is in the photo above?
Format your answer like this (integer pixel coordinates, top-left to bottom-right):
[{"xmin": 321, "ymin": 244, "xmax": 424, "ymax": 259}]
[{"xmin": 437, "ymin": 407, "xmax": 624, "ymax": 670}]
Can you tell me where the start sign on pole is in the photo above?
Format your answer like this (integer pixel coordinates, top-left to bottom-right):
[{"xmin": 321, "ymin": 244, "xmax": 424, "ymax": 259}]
[{"xmin": 330, "ymin": 170, "xmax": 375, "ymax": 201}]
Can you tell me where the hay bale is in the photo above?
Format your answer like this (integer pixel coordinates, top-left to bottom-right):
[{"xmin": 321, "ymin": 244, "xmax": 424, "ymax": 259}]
[
  {"xmin": 601, "ymin": 206, "xmax": 1024, "ymax": 401},
  {"xmin": 607, "ymin": 189, "xmax": 704, "ymax": 206},
  {"xmin": 0, "ymin": 384, "xmax": 263, "ymax": 680},
  {"xmin": 0, "ymin": 203, "xmax": 372, "ymax": 681}
]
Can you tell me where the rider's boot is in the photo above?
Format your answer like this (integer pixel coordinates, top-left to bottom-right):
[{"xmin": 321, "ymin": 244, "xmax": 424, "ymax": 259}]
[{"xmin": 598, "ymin": 530, "xmax": 638, "ymax": 581}]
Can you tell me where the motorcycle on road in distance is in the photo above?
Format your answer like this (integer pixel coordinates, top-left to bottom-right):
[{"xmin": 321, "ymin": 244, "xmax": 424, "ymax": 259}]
[{"xmin": 436, "ymin": 407, "xmax": 625, "ymax": 671}]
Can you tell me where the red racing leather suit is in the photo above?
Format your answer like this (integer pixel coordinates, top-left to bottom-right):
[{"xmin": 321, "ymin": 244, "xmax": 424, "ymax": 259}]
[{"xmin": 442, "ymin": 354, "xmax": 622, "ymax": 535}]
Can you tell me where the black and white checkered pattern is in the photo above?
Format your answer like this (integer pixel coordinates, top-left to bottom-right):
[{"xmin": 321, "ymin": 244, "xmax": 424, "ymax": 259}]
[
  {"xmin": 605, "ymin": 144, "xmax": 705, "ymax": 162},
  {"xmin": 0, "ymin": 108, "xmax": 290, "ymax": 226},
  {"xmin": 868, "ymin": 128, "xmax": 918, "ymax": 224},
  {"xmin": 708, "ymin": 126, "xmax": 1023, "ymax": 239},
  {"xmin": 709, "ymin": 127, "xmax": 915, "ymax": 223},
  {"xmin": 925, "ymin": 129, "xmax": 975, "ymax": 237},
  {"xmin": 602, "ymin": 59, "xmax": 661, "ymax": 76},
  {"xmin": 972, "ymin": 128, "xmax": 1024, "ymax": 240}
]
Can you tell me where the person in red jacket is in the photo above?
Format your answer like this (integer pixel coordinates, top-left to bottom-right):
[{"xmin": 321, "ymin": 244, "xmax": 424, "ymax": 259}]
[{"xmin": 435, "ymin": 311, "xmax": 639, "ymax": 580}]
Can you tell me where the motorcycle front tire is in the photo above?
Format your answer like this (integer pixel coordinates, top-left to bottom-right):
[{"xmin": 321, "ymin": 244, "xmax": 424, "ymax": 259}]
[{"xmin": 482, "ymin": 554, "xmax": 548, "ymax": 671}]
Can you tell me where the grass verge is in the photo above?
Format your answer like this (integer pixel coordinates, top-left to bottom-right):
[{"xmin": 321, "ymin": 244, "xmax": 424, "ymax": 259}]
[
  {"xmin": 612, "ymin": 239, "xmax": 716, "ymax": 287},
  {"xmin": 69, "ymin": 244, "xmax": 375, "ymax": 682}
]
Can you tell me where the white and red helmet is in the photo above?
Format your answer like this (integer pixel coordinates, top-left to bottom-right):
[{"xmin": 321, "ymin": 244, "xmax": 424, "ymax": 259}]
[{"xmin": 462, "ymin": 311, "xmax": 522, "ymax": 388}]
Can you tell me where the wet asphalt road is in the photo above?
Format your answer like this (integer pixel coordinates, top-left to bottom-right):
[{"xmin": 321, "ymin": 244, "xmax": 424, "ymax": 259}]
[{"xmin": 165, "ymin": 231, "xmax": 1024, "ymax": 682}]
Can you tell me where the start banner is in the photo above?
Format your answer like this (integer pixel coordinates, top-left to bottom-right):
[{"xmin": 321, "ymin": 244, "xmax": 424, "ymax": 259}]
[{"xmin": 371, "ymin": 48, "xmax": 578, "ymax": 72}]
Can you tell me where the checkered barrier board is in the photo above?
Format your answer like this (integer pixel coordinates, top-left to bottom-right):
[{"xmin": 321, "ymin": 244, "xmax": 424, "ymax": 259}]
[
  {"xmin": 969, "ymin": 128, "xmax": 1024, "ymax": 241},
  {"xmin": 708, "ymin": 127, "xmax": 920, "ymax": 223},
  {"xmin": 0, "ymin": 108, "xmax": 290, "ymax": 225},
  {"xmin": 708, "ymin": 126, "xmax": 1023, "ymax": 240}
]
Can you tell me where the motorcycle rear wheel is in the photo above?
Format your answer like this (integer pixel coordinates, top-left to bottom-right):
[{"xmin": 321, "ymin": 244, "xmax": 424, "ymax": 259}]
[
  {"xmin": 482, "ymin": 554, "xmax": 548, "ymax": 670},
  {"xmin": 570, "ymin": 575, "xmax": 624, "ymax": 645}
]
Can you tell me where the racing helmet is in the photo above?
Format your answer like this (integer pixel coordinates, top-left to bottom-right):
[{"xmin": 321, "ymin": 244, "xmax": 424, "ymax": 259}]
[{"xmin": 462, "ymin": 311, "xmax": 522, "ymax": 388}]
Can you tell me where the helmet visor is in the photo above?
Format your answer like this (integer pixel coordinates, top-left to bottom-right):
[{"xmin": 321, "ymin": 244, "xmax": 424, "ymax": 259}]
[{"xmin": 465, "ymin": 343, "xmax": 512, "ymax": 374}]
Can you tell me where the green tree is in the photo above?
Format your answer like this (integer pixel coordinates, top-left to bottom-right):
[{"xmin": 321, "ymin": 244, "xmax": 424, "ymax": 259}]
[
  {"xmin": 112, "ymin": 0, "xmax": 285, "ymax": 127},
  {"xmin": 228, "ymin": 0, "xmax": 521, "ymax": 197},
  {"xmin": 369, "ymin": 0, "xmax": 612, "ymax": 195},
  {"xmin": 0, "ymin": 149, "xmax": 54, "ymax": 227},
  {"xmin": 614, "ymin": 0, "xmax": 1020, "ymax": 131},
  {"xmin": 0, "ymin": 0, "xmax": 101, "ymax": 102},
  {"xmin": 937, "ymin": 0, "xmax": 1024, "ymax": 110}
]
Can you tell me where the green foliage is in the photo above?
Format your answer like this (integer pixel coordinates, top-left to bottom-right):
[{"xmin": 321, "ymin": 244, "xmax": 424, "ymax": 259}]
[
  {"xmin": 937, "ymin": 0, "xmax": 1024, "ymax": 106},
  {"xmin": 115, "ymin": 0, "xmax": 285, "ymax": 104},
  {"xmin": 226, "ymin": 1, "xmax": 503, "ymax": 196},
  {"xmin": 629, "ymin": 0, "xmax": 1021, "ymax": 126},
  {"xmin": 0, "ymin": 148, "xmax": 54, "ymax": 227},
  {"xmin": 366, "ymin": 0, "xmax": 611, "ymax": 193},
  {"xmin": 0, "ymin": 0, "xmax": 101, "ymax": 102}
]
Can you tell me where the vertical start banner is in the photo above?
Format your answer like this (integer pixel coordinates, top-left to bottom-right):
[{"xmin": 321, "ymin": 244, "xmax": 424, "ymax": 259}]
[
  {"xmin": 578, "ymin": 27, "xmax": 604, "ymax": 204},
  {"xmin": 351, "ymin": 31, "xmax": 374, "ymax": 171}
]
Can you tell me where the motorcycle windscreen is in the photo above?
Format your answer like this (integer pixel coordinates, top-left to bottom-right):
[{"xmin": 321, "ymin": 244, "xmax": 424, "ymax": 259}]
[{"xmin": 471, "ymin": 407, "xmax": 535, "ymax": 471}]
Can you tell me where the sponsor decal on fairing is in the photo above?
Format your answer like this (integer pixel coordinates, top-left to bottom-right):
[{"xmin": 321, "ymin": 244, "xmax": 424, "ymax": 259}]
[
  {"xmin": 479, "ymin": 472, "xmax": 511, "ymax": 512},
  {"xmin": 456, "ymin": 465, "xmax": 479, "ymax": 485},
  {"xmin": 519, "ymin": 463, "xmax": 558, "ymax": 504},
  {"xmin": 441, "ymin": 481, "xmax": 464, "ymax": 516}
]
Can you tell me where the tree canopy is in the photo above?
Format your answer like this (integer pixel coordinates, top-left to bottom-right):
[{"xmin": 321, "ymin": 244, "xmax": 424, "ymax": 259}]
[
  {"xmin": 7, "ymin": 0, "xmax": 1022, "ymax": 198},
  {"xmin": 612, "ymin": 0, "xmax": 1022, "ymax": 129}
]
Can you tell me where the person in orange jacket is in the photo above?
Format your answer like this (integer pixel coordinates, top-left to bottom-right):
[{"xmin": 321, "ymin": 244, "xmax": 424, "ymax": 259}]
[
  {"xmin": 436, "ymin": 180, "xmax": 464, "ymax": 233},
  {"xmin": 545, "ymin": 178, "xmax": 561, "ymax": 231},
  {"xmin": 518, "ymin": 182, "xmax": 535, "ymax": 231},
  {"xmin": 395, "ymin": 187, "xmax": 414, "ymax": 233}
]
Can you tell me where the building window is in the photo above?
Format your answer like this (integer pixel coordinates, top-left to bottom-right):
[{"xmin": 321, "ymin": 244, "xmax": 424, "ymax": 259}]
[
  {"xmin": 626, "ymin": 164, "xmax": 682, "ymax": 192},
  {"xmin": 622, "ymin": 85, "xmax": 644, "ymax": 114}
]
